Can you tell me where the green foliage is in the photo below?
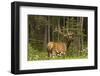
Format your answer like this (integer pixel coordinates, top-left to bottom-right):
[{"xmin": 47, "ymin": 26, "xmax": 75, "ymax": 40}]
[{"xmin": 28, "ymin": 43, "xmax": 87, "ymax": 61}]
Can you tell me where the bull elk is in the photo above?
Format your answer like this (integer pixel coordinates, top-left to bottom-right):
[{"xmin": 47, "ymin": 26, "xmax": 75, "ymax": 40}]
[{"xmin": 47, "ymin": 31, "xmax": 74, "ymax": 57}]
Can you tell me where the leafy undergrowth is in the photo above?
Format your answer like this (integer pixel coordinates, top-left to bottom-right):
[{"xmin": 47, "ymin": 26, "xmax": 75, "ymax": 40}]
[
  {"xmin": 28, "ymin": 44, "xmax": 88, "ymax": 61},
  {"xmin": 28, "ymin": 48, "xmax": 88, "ymax": 61}
]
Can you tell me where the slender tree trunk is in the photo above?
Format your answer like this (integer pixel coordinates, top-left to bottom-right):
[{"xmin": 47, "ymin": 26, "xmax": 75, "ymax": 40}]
[
  {"xmin": 48, "ymin": 16, "xmax": 50, "ymax": 42},
  {"xmin": 43, "ymin": 16, "xmax": 48, "ymax": 51},
  {"xmin": 58, "ymin": 17, "xmax": 60, "ymax": 41},
  {"xmin": 43, "ymin": 26, "xmax": 47, "ymax": 51},
  {"xmin": 80, "ymin": 17, "xmax": 84, "ymax": 51}
]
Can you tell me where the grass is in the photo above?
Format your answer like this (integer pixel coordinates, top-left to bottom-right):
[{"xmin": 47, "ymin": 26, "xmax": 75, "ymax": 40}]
[{"xmin": 28, "ymin": 44, "xmax": 88, "ymax": 61}]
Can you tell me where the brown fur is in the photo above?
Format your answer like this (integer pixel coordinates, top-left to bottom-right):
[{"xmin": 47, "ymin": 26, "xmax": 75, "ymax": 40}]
[{"xmin": 47, "ymin": 42, "xmax": 66, "ymax": 57}]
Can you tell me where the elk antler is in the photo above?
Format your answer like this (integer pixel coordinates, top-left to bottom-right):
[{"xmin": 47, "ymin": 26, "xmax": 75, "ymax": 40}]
[{"xmin": 54, "ymin": 26, "xmax": 74, "ymax": 37}]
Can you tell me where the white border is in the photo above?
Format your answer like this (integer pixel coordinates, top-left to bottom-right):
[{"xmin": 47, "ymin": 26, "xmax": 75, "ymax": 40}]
[{"xmin": 20, "ymin": 6, "xmax": 95, "ymax": 70}]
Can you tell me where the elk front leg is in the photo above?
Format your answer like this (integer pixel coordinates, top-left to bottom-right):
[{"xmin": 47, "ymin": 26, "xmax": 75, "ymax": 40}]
[
  {"xmin": 48, "ymin": 49, "xmax": 52, "ymax": 57},
  {"xmin": 52, "ymin": 50, "xmax": 56, "ymax": 58}
]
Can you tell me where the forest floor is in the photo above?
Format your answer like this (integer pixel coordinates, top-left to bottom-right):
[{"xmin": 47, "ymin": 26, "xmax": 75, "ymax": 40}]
[{"xmin": 28, "ymin": 50, "xmax": 88, "ymax": 61}]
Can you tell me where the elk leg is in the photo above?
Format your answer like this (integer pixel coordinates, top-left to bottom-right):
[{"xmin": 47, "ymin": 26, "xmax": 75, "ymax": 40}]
[
  {"xmin": 52, "ymin": 50, "xmax": 56, "ymax": 58},
  {"xmin": 48, "ymin": 50, "xmax": 51, "ymax": 57}
]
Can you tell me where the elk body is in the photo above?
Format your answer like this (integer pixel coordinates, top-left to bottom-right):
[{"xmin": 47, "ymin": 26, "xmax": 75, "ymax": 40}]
[
  {"xmin": 47, "ymin": 31, "xmax": 74, "ymax": 57},
  {"xmin": 47, "ymin": 42, "xmax": 66, "ymax": 57}
]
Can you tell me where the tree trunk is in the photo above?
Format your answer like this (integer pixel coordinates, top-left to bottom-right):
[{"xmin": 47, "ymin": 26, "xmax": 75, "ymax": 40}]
[
  {"xmin": 48, "ymin": 16, "xmax": 50, "ymax": 42},
  {"xmin": 58, "ymin": 17, "xmax": 60, "ymax": 41},
  {"xmin": 80, "ymin": 17, "xmax": 84, "ymax": 50}
]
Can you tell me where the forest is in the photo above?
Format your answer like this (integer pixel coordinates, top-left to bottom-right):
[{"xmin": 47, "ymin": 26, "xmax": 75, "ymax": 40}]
[{"xmin": 28, "ymin": 15, "xmax": 88, "ymax": 61}]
